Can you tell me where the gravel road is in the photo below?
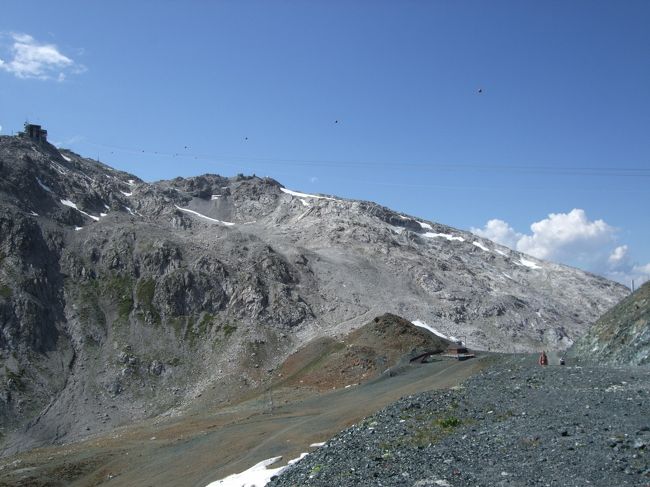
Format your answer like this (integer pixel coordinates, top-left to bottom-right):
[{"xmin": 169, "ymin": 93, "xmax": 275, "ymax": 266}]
[{"xmin": 270, "ymin": 355, "xmax": 650, "ymax": 487}]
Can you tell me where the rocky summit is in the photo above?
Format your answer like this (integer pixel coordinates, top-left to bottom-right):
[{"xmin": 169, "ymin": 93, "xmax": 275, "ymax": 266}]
[{"xmin": 0, "ymin": 134, "xmax": 627, "ymax": 455}]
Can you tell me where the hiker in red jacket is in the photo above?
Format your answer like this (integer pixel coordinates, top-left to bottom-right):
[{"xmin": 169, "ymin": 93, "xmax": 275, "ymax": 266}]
[{"xmin": 538, "ymin": 351, "xmax": 548, "ymax": 366}]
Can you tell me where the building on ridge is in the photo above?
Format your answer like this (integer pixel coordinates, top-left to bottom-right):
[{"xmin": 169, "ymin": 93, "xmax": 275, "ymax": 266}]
[{"xmin": 20, "ymin": 123, "xmax": 48, "ymax": 143}]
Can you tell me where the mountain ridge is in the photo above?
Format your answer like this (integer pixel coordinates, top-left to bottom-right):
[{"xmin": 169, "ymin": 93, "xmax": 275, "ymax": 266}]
[{"xmin": 0, "ymin": 134, "xmax": 627, "ymax": 454}]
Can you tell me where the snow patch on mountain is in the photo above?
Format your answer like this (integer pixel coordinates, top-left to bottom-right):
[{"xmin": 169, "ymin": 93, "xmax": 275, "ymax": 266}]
[
  {"xmin": 422, "ymin": 232, "xmax": 465, "ymax": 242},
  {"xmin": 280, "ymin": 187, "xmax": 337, "ymax": 201},
  {"xmin": 411, "ymin": 319, "xmax": 457, "ymax": 342},
  {"xmin": 175, "ymin": 205, "xmax": 236, "ymax": 226},
  {"xmin": 60, "ymin": 199, "xmax": 100, "ymax": 221},
  {"xmin": 206, "ymin": 453, "xmax": 308, "ymax": 487},
  {"xmin": 519, "ymin": 257, "xmax": 542, "ymax": 270},
  {"xmin": 472, "ymin": 241, "xmax": 490, "ymax": 252},
  {"xmin": 35, "ymin": 177, "xmax": 52, "ymax": 193}
]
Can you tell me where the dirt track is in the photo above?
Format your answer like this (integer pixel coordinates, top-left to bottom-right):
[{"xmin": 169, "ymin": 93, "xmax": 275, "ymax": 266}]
[{"xmin": 0, "ymin": 357, "xmax": 487, "ymax": 487}]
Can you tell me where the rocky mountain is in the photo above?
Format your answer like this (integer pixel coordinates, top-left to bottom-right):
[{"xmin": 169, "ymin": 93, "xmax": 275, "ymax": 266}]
[
  {"xmin": 277, "ymin": 313, "xmax": 452, "ymax": 391},
  {"xmin": 0, "ymin": 133, "xmax": 627, "ymax": 454},
  {"xmin": 570, "ymin": 281, "xmax": 649, "ymax": 365}
]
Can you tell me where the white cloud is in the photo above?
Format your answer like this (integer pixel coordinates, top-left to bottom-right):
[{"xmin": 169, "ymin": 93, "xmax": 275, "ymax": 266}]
[
  {"xmin": 0, "ymin": 33, "xmax": 84, "ymax": 81},
  {"xmin": 608, "ymin": 245, "xmax": 628, "ymax": 265},
  {"xmin": 471, "ymin": 219, "xmax": 522, "ymax": 249},
  {"xmin": 472, "ymin": 209, "xmax": 649, "ymax": 286},
  {"xmin": 515, "ymin": 209, "xmax": 614, "ymax": 261}
]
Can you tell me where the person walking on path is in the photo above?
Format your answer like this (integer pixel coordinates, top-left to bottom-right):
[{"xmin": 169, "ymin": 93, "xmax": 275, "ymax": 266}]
[{"xmin": 538, "ymin": 351, "xmax": 548, "ymax": 366}]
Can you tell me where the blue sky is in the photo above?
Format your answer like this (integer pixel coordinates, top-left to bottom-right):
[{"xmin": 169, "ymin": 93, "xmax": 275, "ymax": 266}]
[{"xmin": 1, "ymin": 1, "xmax": 649, "ymax": 286}]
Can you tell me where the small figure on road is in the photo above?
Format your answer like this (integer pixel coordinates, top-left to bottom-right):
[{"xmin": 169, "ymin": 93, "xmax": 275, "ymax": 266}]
[
  {"xmin": 538, "ymin": 351, "xmax": 548, "ymax": 366},
  {"xmin": 559, "ymin": 355, "xmax": 565, "ymax": 366}
]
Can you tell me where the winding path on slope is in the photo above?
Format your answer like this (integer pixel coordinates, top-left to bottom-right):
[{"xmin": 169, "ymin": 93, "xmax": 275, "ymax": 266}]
[
  {"xmin": 0, "ymin": 357, "xmax": 488, "ymax": 487},
  {"xmin": 135, "ymin": 358, "xmax": 486, "ymax": 487}
]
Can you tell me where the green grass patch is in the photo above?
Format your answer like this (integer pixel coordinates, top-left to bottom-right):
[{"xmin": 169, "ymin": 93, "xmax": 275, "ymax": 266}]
[
  {"xmin": 136, "ymin": 278, "xmax": 155, "ymax": 306},
  {"xmin": 198, "ymin": 313, "xmax": 215, "ymax": 335},
  {"xmin": 104, "ymin": 274, "xmax": 134, "ymax": 320},
  {"xmin": 399, "ymin": 414, "xmax": 468, "ymax": 448},
  {"xmin": 0, "ymin": 284, "xmax": 12, "ymax": 299},
  {"xmin": 77, "ymin": 280, "xmax": 106, "ymax": 328},
  {"xmin": 436, "ymin": 416, "xmax": 462, "ymax": 428},
  {"xmin": 136, "ymin": 278, "xmax": 161, "ymax": 326},
  {"xmin": 5, "ymin": 369, "xmax": 26, "ymax": 391},
  {"xmin": 222, "ymin": 322, "xmax": 237, "ymax": 336},
  {"xmin": 169, "ymin": 316, "xmax": 186, "ymax": 338}
]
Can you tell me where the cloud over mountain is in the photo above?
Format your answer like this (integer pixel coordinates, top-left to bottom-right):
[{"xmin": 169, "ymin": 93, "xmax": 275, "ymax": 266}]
[{"xmin": 472, "ymin": 209, "xmax": 649, "ymax": 286}]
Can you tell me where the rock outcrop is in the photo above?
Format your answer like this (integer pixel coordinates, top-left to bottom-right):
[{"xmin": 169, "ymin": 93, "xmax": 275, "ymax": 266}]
[{"xmin": 570, "ymin": 281, "xmax": 650, "ymax": 365}]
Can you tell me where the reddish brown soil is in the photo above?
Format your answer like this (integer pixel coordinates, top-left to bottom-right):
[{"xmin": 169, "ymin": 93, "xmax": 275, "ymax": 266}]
[{"xmin": 0, "ymin": 315, "xmax": 481, "ymax": 487}]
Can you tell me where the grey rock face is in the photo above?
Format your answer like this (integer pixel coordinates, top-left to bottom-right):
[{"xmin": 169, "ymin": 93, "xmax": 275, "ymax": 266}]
[
  {"xmin": 0, "ymin": 135, "xmax": 627, "ymax": 454},
  {"xmin": 570, "ymin": 281, "xmax": 649, "ymax": 365}
]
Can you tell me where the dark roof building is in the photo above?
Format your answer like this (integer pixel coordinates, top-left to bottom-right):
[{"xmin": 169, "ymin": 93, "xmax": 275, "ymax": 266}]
[{"xmin": 20, "ymin": 123, "xmax": 48, "ymax": 143}]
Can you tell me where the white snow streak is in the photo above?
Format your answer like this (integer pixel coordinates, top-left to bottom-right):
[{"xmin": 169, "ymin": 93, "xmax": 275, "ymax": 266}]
[
  {"xmin": 412, "ymin": 320, "xmax": 459, "ymax": 343},
  {"xmin": 206, "ymin": 453, "xmax": 308, "ymax": 487},
  {"xmin": 120, "ymin": 191, "xmax": 133, "ymax": 197},
  {"xmin": 472, "ymin": 241, "xmax": 490, "ymax": 252},
  {"xmin": 175, "ymin": 205, "xmax": 236, "ymax": 226},
  {"xmin": 280, "ymin": 187, "xmax": 336, "ymax": 201},
  {"xmin": 211, "ymin": 195, "xmax": 221, "ymax": 200},
  {"xmin": 60, "ymin": 199, "xmax": 100, "ymax": 221},
  {"xmin": 422, "ymin": 232, "xmax": 465, "ymax": 242},
  {"xmin": 494, "ymin": 249, "xmax": 508, "ymax": 257},
  {"xmin": 29, "ymin": 211, "xmax": 38, "ymax": 216},
  {"xmin": 35, "ymin": 177, "xmax": 52, "ymax": 193},
  {"xmin": 127, "ymin": 179, "xmax": 136, "ymax": 186},
  {"xmin": 411, "ymin": 320, "xmax": 449, "ymax": 340},
  {"xmin": 74, "ymin": 226, "xmax": 83, "ymax": 231},
  {"xmin": 417, "ymin": 221, "xmax": 433, "ymax": 230},
  {"xmin": 309, "ymin": 442, "xmax": 326, "ymax": 448},
  {"xmin": 60, "ymin": 153, "xmax": 72, "ymax": 162},
  {"xmin": 519, "ymin": 257, "xmax": 542, "ymax": 270},
  {"xmin": 60, "ymin": 199, "xmax": 76, "ymax": 208},
  {"xmin": 100, "ymin": 213, "xmax": 108, "ymax": 217}
]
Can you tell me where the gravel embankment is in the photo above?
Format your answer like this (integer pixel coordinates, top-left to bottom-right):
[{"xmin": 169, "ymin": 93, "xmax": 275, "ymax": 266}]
[{"xmin": 269, "ymin": 355, "xmax": 650, "ymax": 486}]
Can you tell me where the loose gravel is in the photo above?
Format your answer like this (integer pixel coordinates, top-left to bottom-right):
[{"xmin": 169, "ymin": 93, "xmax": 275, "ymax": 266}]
[{"xmin": 269, "ymin": 355, "xmax": 650, "ymax": 486}]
